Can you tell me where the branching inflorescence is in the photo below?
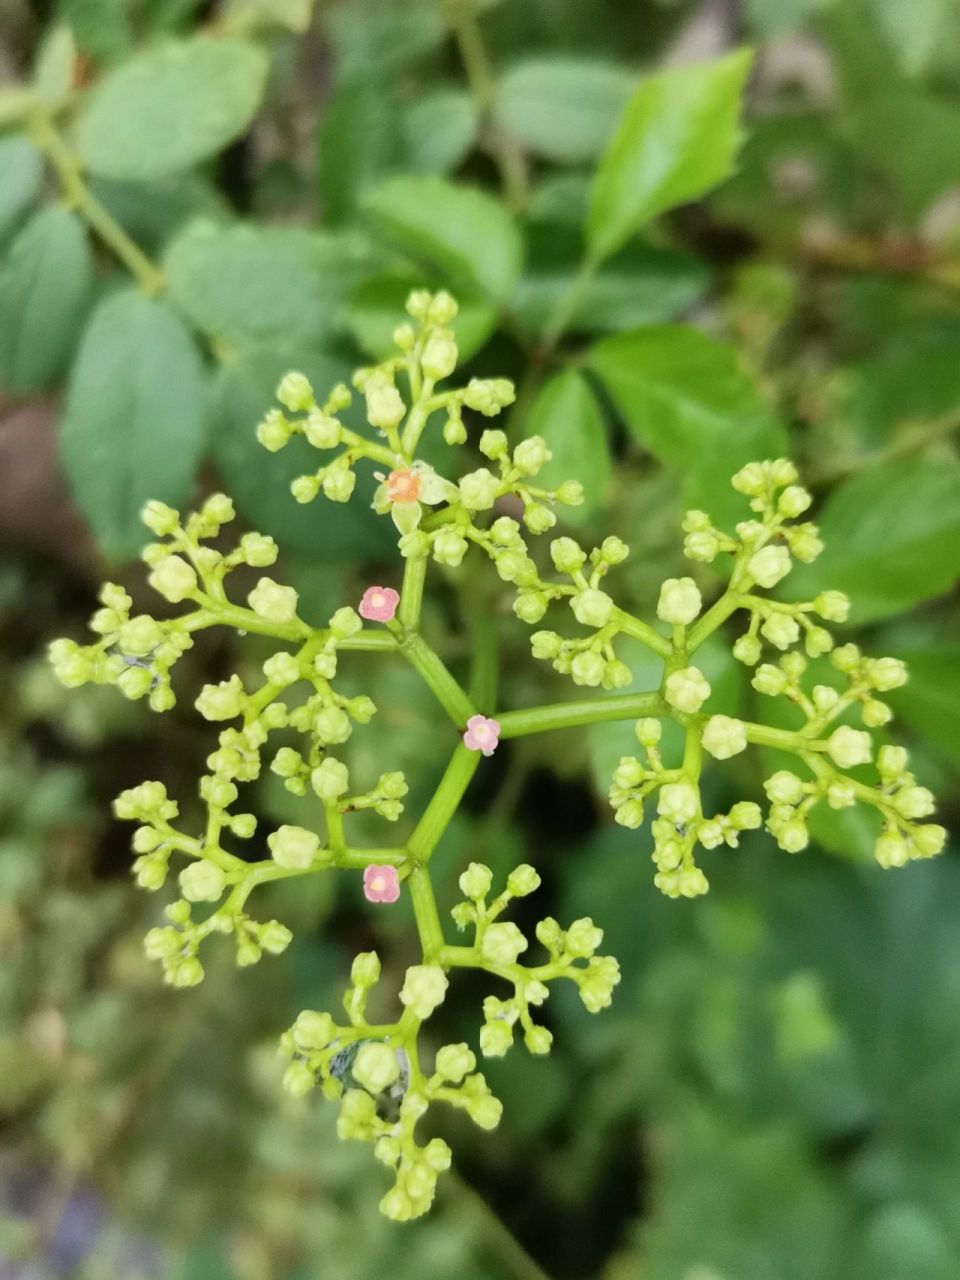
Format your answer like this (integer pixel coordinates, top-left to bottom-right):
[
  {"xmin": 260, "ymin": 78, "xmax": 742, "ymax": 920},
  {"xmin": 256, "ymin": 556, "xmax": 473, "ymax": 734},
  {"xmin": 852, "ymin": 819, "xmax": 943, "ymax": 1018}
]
[{"xmin": 50, "ymin": 290, "xmax": 946, "ymax": 1220}]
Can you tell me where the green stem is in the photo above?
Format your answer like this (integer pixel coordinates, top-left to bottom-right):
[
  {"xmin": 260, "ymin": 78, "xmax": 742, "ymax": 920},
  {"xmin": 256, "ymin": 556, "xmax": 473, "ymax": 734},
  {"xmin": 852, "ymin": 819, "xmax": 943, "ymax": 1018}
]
[
  {"xmin": 742, "ymin": 720, "xmax": 823, "ymax": 753},
  {"xmin": 407, "ymin": 745, "xmax": 481, "ymax": 862},
  {"xmin": 28, "ymin": 110, "xmax": 165, "ymax": 295},
  {"xmin": 399, "ymin": 555, "xmax": 427, "ymax": 629},
  {"xmin": 402, "ymin": 632, "xmax": 476, "ymax": 726},
  {"xmin": 687, "ymin": 591, "xmax": 743, "ymax": 651},
  {"xmin": 407, "ymin": 864, "xmax": 445, "ymax": 960},
  {"xmin": 616, "ymin": 610, "xmax": 673, "ymax": 660},
  {"xmin": 497, "ymin": 691, "xmax": 668, "ymax": 739},
  {"xmin": 339, "ymin": 632, "xmax": 398, "ymax": 652},
  {"xmin": 462, "ymin": 580, "xmax": 499, "ymax": 710},
  {"xmin": 443, "ymin": 0, "xmax": 528, "ymax": 211},
  {"xmin": 540, "ymin": 256, "xmax": 598, "ymax": 353}
]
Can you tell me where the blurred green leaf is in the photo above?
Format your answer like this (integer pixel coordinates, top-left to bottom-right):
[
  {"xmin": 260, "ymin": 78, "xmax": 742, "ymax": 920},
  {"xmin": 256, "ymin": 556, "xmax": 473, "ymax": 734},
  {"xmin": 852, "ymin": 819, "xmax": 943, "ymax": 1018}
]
[
  {"xmin": 589, "ymin": 324, "xmax": 786, "ymax": 527},
  {"xmin": 210, "ymin": 345, "xmax": 391, "ymax": 559},
  {"xmin": 588, "ymin": 48, "xmax": 753, "ymax": 262},
  {"xmin": 63, "ymin": 0, "xmax": 132, "ymax": 63},
  {"xmin": 526, "ymin": 369, "xmax": 611, "ymax": 521},
  {"xmin": 516, "ymin": 231, "xmax": 709, "ymax": 336},
  {"xmin": 73, "ymin": 37, "xmax": 268, "ymax": 181},
  {"xmin": 401, "ymin": 89, "xmax": 478, "ymax": 174},
  {"xmin": 347, "ymin": 272, "xmax": 497, "ymax": 361},
  {"xmin": 91, "ymin": 173, "xmax": 230, "ymax": 255},
  {"xmin": 325, "ymin": 0, "xmax": 447, "ymax": 84},
  {"xmin": 165, "ymin": 220, "xmax": 366, "ymax": 348},
  {"xmin": 0, "ymin": 137, "xmax": 44, "ymax": 245},
  {"xmin": 885, "ymin": 641, "xmax": 960, "ymax": 769},
  {"xmin": 0, "ymin": 206, "xmax": 93, "ymax": 394},
  {"xmin": 362, "ymin": 175, "xmax": 523, "ymax": 304},
  {"xmin": 493, "ymin": 58, "xmax": 636, "ymax": 162},
  {"xmin": 317, "ymin": 82, "xmax": 403, "ymax": 224},
  {"xmin": 222, "ymin": 0, "xmax": 313, "ymax": 33},
  {"xmin": 787, "ymin": 457, "xmax": 960, "ymax": 623},
  {"xmin": 33, "ymin": 24, "xmax": 76, "ymax": 110},
  {"xmin": 60, "ymin": 289, "xmax": 207, "ymax": 558}
]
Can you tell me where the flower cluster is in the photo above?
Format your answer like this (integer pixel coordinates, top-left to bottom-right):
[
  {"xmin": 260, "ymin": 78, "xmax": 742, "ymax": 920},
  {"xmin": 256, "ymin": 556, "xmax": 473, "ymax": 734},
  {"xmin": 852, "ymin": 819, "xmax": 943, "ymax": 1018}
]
[{"xmin": 49, "ymin": 289, "xmax": 944, "ymax": 1220}]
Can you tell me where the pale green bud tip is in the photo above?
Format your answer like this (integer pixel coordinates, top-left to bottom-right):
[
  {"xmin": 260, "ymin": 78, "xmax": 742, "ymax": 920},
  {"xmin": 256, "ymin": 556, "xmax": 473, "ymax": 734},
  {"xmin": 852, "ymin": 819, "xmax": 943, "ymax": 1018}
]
[
  {"xmin": 513, "ymin": 435, "xmax": 551, "ymax": 475},
  {"xmin": 179, "ymin": 860, "xmax": 226, "ymax": 903},
  {"xmin": 435, "ymin": 1043, "xmax": 476, "ymax": 1082},
  {"xmin": 421, "ymin": 331, "xmax": 458, "ymax": 381},
  {"xmin": 458, "ymin": 467, "xmax": 500, "ymax": 511},
  {"xmin": 664, "ymin": 666, "xmax": 711, "ymax": 714},
  {"xmin": 311, "ymin": 757, "xmax": 349, "ymax": 802},
  {"xmin": 459, "ymin": 862, "xmax": 493, "ymax": 900},
  {"xmin": 353, "ymin": 1042, "xmax": 400, "ymax": 1094},
  {"xmin": 141, "ymin": 500, "xmax": 180, "ymax": 536},
  {"xmin": 550, "ymin": 537, "xmax": 586, "ymax": 574},
  {"xmin": 657, "ymin": 577, "xmax": 702, "ymax": 625},
  {"xmin": 276, "ymin": 371, "xmax": 314, "ymax": 412},
  {"xmin": 195, "ymin": 675, "xmax": 245, "ymax": 722},
  {"xmin": 506, "ymin": 863, "xmax": 541, "ymax": 896},
  {"xmin": 248, "ymin": 578, "xmax": 299, "ymax": 625},
  {"xmin": 825, "ymin": 725, "xmax": 872, "ymax": 769},
  {"xmin": 765, "ymin": 770, "xmax": 805, "ymax": 805},
  {"xmin": 480, "ymin": 921, "xmax": 528, "ymax": 966},
  {"xmin": 351, "ymin": 951, "xmax": 381, "ymax": 987},
  {"xmin": 747, "ymin": 544, "xmax": 792, "ymax": 589},
  {"xmin": 148, "ymin": 555, "xmax": 198, "ymax": 603},
  {"xmin": 701, "ymin": 715, "xmax": 747, "ymax": 760},
  {"xmin": 571, "ymin": 589, "xmax": 615, "ymax": 629},
  {"xmin": 399, "ymin": 965, "xmax": 449, "ymax": 1020},
  {"xmin": 268, "ymin": 824, "xmax": 321, "ymax": 870},
  {"xmin": 658, "ymin": 782, "xmax": 699, "ymax": 825}
]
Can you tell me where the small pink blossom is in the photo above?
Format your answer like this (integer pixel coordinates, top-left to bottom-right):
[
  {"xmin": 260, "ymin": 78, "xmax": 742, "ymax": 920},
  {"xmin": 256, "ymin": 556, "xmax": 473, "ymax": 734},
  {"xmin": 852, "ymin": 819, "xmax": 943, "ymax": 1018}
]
[
  {"xmin": 359, "ymin": 585, "xmax": 400, "ymax": 623},
  {"xmin": 463, "ymin": 714, "xmax": 501, "ymax": 757},
  {"xmin": 363, "ymin": 864, "xmax": 400, "ymax": 903}
]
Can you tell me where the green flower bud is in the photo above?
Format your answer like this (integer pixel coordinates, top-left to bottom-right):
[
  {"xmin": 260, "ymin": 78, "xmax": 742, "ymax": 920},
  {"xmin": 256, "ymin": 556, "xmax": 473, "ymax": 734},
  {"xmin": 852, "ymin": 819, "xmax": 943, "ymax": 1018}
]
[
  {"xmin": 435, "ymin": 1043, "xmax": 476, "ymax": 1082},
  {"xmin": 878, "ymin": 745, "xmax": 908, "ymax": 780},
  {"xmin": 513, "ymin": 591, "xmax": 548, "ymax": 624},
  {"xmin": 148, "ymin": 555, "xmax": 198, "ymax": 603},
  {"xmin": 748, "ymin": 544, "xmax": 792, "ymax": 589},
  {"xmin": 571, "ymin": 589, "xmax": 615, "ymax": 629},
  {"xmin": 169, "ymin": 956, "xmax": 204, "ymax": 987},
  {"xmin": 760, "ymin": 613, "xmax": 800, "ymax": 650},
  {"xmin": 364, "ymin": 372, "xmax": 405, "ymax": 430},
  {"xmin": 555, "ymin": 480, "xmax": 585, "ymax": 506},
  {"xmin": 913, "ymin": 824, "xmax": 947, "ymax": 857},
  {"xmin": 248, "ymin": 578, "xmax": 299, "ymax": 625},
  {"xmin": 304, "ymin": 411, "xmax": 342, "ymax": 449},
  {"xmin": 523, "ymin": 502, "xmax": 556, "ymax": 534},
  {"xmin": 399, "ymin": 530, "xmax": 431, "ymax": 559},
  {"xmin": 351, "ymin": 951, "xmax": 381, "ymax": 987},
  {"xmin": 565, "ymin": 917, "xmax": 603, "ymax": 958},
  {"xmin": 314, "ymin": 705, "xmax": 352, "ymax": 744},
  {"xmin": 322, "ymin": 468, "xmax": 357, "ymax": 503},
  {"xmin": 513, "ymin": 436, "xmax": 551, "ymax": 475},
  {"xmin": 195, "ymin": 675, "xmax": 245, "ymax": 722},
  {"xmin": 277, "ymin": 371, "xmax": 314, "ymax": 412},
  {"xmin": 479, "ymin": 1021, "xmax": 513, "ymax": 1057},
  {"xmin": 733, "ymin": 633, "xmax": 762, "ymax": 665},
  {"xmin": 777, "ymin": 819, "xmax": 809, "ymax": 853},
  {"xmin": 805, "ymin": 626, "xmax": 834, "ymax": 657},
  {"xmin": 283, "ymin": 1061, "xmax": 315, "ymax": 1097},
  {"xmin": 825, "ymin": 726, "xmax": 872, "ymax": 769},
  {"xmin": 636, "ymin": 718, "xmax": 662, "ymax": 747},
  {"xmin": 531, "ymin": 630, "xmax": 562, "ymax": 660},
  {"xmin": 657, "ymin": 577, "xmax": 702, "ymax": 625},
  {"xmin": 814, "ymin": 590, "xmax": 849, "ymax": 622},
  {"xmin": 524, "ymin": 1025, "xmax": 553, "ymax": 1055},
  {"xmin": 874, "ymin": 831, "xmax": 909, "ymax": 868},
  {"xmin": 866, "ymin": 657, "xmax": 908, "ymax": 691},
  {"xmin": 141, "ymin": 500, "xmax": 180, "ymax": 536},
  {"xmin": 789, "ymin": 524, "xmax": 823, "ymax": 561},
  {"xmin": 614, "ymin": 798, "xmax": 645, "ymax": 829},
  {"xmin": 752, "ymin": 663, "xmax": 788, "ymax": 696},
  {"xmin": 765, "ymin": 770, "xmax": 805, "ymax": 805},
  {"xmin": 421, "ymin": 332, "xmax": 458, "ymax": 381},
  {"xmin": 479, "ymin": 429, "xmax": 509, "ymax": 459},
  {"xmin": 893, "ymin": 785, "xmax": 936, "ymax": 820},
  {"xmin": 269, "ymin": 824, "xmax": 321, "ymax": 870},
  {"xmin": 459, "ymin": 467, "xmax": 500, "ymax": 511},
  {"xmin": 729, "ymin": 801, "xmax": 762, "ymax": 829},
  {"xmin": 551, "ymin": 537, "xmax": 586, "ymax": 574},
  {"xmin": 467, "ymin": 1091, "xmax": 504, "ymax": 1130},
  {"xmin": 602, "ymin": 659, "xmax": 632, "ymax": 689},
  {"xmin": 664, "ymin": 666, "xmax": 711, "ymax": 714},
  {"xmin": 258, "ymin": 410, "xmax": 293, "ymax": 452},
  {"xmin": 433, "ymin": 528, "xmax": 468, "ymax": 567},
  {"xmin": 259, "ymin": 920, "xmax": 293, "ymax": 954},
  {"xmin": 443, "ymin": 413, "xmax": 467, "ymax": 445},
  {"xmin": 179, "ymin": 860, "xmax": 226, "ymax": 902},
  {"xmin": 826, "ymin": 780, "xmax": 856, "ymax": 809},
  {"xmin": 353, "ymin": 1042, "xmax": 400, "ymax": 1094},
  {"xmin": 291, "ymin": 474, "xmax": 320, "ymax": 504},
  {"xmin": 778, "ymin": 485, "xmax": 811, "ymax": 517},
  {"xmin": 506, "ymin": 864, "xmax": 540, "ymax": 896},
  {"xmin": 294, "ymin": 1009, "xmax": 336, "ymax": 1049},
  {"xmin": 571, "ymin": 650, "xmax": 605, "ymax": 686},
  {"xmin": 480, "ymin": 922, "xmax": 528, "ymax": 966},
  {"xmin": 311, "ymin": 757, "xmax": 349, "ymax": 802},
  {"xmin": 459, "ymin": 862, "xmax": 493, "ymax": 900},
  {"xmin": 701, "ymin": 715, "xmax": 747, "ymax": 760},
  {"xmin": 658, "ymin": 782, "xmax": 698, "ymax": 825},
  {"xmin": 463, "ymin": 377, "xmax": 515, "ymax": 416},
  {"xmin": 117, "ymin": 665, "xmax": 153, "ymax": 700},
  {"xmin": 684, "ymin": 530, "xmax": 719, "ymax": 562},
  {"xmin": 399, "ymin": 965, "xmax": 449, "ymax": 1020}
]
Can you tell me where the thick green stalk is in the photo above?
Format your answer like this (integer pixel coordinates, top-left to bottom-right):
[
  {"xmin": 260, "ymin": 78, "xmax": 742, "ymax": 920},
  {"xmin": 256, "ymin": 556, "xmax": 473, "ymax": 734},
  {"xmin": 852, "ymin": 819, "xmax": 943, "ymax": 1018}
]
[
  {"xmin": 399, "ymin": 555, "xmax": 427, "ymax": 629},
  {"xmin": 401, "ymin": 632, "xmax": 476, "ymax": 726},
  {"xmin": 407, "ymin": 745, "xmax": 481, "ymax": 862},
  {"xmin": 407, "ymin": 865, "xmax": 445, "ymax": 960},
  {"xmin": 616, "ymin": 610, "xmax": 672, "ymax": 659},
  {"xmin": 497, "ymin": 690, "xmax": 668, "ymax": 739}
]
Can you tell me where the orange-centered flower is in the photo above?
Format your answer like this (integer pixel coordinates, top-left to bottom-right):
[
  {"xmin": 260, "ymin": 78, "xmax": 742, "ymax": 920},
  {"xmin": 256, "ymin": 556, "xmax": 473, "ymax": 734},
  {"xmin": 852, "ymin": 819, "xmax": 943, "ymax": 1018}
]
[{"xmin": 386, "ymin": 468, "xmax": 420, "ymax": 503}]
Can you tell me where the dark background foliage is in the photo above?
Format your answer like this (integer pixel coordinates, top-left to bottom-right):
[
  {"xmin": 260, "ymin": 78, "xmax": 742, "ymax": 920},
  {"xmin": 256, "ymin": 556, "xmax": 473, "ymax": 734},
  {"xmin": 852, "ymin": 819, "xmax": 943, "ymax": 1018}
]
[{"xmin": 1, "ymin": 0, "xmax": 959, "ymax": 1276}]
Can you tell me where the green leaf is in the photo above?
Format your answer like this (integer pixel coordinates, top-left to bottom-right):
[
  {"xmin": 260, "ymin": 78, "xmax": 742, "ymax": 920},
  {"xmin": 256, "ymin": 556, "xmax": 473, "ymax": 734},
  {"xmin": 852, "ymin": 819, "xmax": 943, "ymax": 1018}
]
[
  {"xmin": 91, "ymin": 173, "xmax": 230, "ymax": 256},
  {"xmin": 362, "ymin": 175, "xmax": 523, "ymax": 304},
  {"xmin": 493, "ymin": 58, "xmax": 636, "ymax": 163},
  {"xmin": 60, "ymin": 289, "xmax": 208, "ymax": 558},
  {"xmin": 33, "ymin": 25, "xmax": 77, "ymax": 110},
  {"xmin": 63, "ymin": 0, "xmax": 132, "ymax": 63},
  {"xmin": 165, "ymin": 220, "xmax": 368, "ymax": 348},
  {"xmin": 588, "ymin": 324, "xmax": 786, "ymax": 528},
  {"xmin": 210, "ymin": 346, "xmax": 392, "ymax": 560},
  {"xmin": 325, "ymin": 0, "xmax": 447, "ymax": 84},
  {"xmin": 588, "ymin": 48, "xmax": 754, "ymax": 263},
  {"xmin": 786, "ymin": 458, "xmax": 960, "ymax": 623},
  {"xmin": 516, "ymin": 226, "xmax": 708, "ymax": 336},
  {"xmin": 347, "ymin": 272, "xmax": 497, "ymax": 362},
  {"xmin": 885, "ymin": 642, "xmax": 960, "ymax": 770},
  {"xmin": 0, "ymin": 137, "xmax": 44, "ymax": 244},
  {"xmin": 73, "ymin": 37, "xmax": 268, "ymax": 181},
  {"xmin": 401, "ymin": 90, "xmax": 478, "ymax": 175},
  {"xmin": 221, "ymin": 0, "xmax": 313, "ymax": 34},
  {"xmin": 316, "ymin": 83, "xmax": 403, "ymax": 224},
  {"xmin": 0, "ymin": 207, "xmax": 93, "ymax": 394},
  {"xmin": 525, "ymin": 370, "xmax": 611, "ymax": 521}
]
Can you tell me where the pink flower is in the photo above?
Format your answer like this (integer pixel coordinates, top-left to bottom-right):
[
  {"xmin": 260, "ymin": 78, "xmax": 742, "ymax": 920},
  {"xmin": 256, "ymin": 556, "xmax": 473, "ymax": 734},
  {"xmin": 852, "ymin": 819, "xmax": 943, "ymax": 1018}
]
[
  {"xmin": 359, "ymin": 586, "xmax": 400, "ymax": 623},
  {"xmin": 463, "ymin": 714, "xmax": 501, "ymax": 757},
  {"xmin": 363, "ymin": 864, "xmax": 400, "ymax": 903}
]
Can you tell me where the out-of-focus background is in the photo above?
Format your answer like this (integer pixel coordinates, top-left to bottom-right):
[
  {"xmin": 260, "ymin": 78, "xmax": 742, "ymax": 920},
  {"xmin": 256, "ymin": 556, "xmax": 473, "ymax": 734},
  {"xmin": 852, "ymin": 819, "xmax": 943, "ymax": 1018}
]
[{"xmin": 1, "ymin": 0, "xmax": 960, "ymax": 1276}]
